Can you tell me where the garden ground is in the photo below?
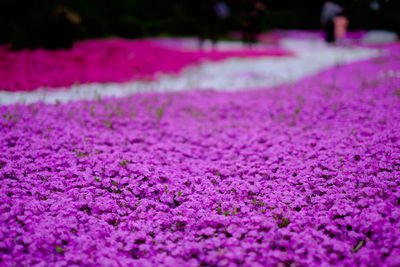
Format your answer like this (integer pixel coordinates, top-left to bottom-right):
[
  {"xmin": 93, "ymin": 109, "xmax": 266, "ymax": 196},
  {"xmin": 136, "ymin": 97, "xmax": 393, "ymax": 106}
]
[{"xmin": 0, "ymin": 32, "xmax": 399, "ymax": 266}]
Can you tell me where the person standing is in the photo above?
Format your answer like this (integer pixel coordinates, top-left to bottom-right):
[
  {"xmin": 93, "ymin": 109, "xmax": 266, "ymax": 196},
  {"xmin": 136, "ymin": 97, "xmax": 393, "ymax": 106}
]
[
  {"xmin": 334, "ymin": 11, "xmax": 349, "ymax": 45},
  {"xmin": 214, "ymin": 1, "xmax": 231, "ymax": 39},
  {"xmin": 321, "ymin": 1, "xmax": 342, "ymax": 43},
  {"xmin": 46, "ymin": 4, "xmax": 82, "ymax": 49},
  {"xmin": 243, "ymin": 0, "xmax": 265, "ymax": 46},
  {"xmin": 197, "ymin": 0, "xmax": 218, "ymax": 48}
]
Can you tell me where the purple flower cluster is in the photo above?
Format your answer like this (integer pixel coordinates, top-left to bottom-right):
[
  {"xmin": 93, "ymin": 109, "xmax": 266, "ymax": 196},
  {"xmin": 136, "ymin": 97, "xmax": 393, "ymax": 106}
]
[
  {"xmin": 1, "ymin": 44, "xmax": 400, "ymax": 266},
  {"xmin": 0, "ymin": 39, "xmax": 291, "ymax": 92}
]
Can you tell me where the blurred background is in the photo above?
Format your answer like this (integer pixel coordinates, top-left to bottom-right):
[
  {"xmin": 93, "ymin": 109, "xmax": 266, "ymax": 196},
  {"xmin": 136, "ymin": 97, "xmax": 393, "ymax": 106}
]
[{"xmin": 0, "ymin": 0, "xmax": 399, "ymax": 49}]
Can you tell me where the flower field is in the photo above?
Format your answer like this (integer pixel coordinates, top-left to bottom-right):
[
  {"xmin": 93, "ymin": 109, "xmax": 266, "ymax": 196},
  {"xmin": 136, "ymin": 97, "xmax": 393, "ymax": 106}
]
[
  {"xmin": 0, "ymin": 37, "xmax": 400, "ymax": 266},
  {"xmin": 0, "ymin": 39, "xmax": 291, "ymax": 92}
]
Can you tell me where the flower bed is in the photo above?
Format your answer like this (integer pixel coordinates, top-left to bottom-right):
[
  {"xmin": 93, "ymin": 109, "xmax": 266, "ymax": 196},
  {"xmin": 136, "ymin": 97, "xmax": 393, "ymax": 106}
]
[
  {"xmin": 0, "ymin": 44, "xmax": 400, "ymax": 266},
  {"xmin": 0, "ymin": 39, "xmax": 292, "ymax": 92}
]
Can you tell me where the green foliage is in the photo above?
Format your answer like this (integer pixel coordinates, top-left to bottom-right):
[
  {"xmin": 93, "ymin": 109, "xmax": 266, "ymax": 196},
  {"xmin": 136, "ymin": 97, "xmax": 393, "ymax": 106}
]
[
  {"xmin": 156, "ymin": 107, "xmax": 164, "ymax": 120},
  {"xmin": 353, "ymin": 240, "xmax": 366, "ymax": 253},
  {"xmin": 55, "ymin": 245, "xmax": 65, "ymax": 253},
  {"xmin": 394, "ymin": 88, "xmax": 400, "ymax": 99},
  {"xmin": 278, "ymin": 218, "xmax": 290, "ymax": 228}
]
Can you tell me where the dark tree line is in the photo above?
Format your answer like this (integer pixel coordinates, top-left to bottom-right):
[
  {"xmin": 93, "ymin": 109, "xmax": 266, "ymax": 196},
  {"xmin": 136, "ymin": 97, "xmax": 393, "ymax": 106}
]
[{"xmin": 0, "ymin": 0, "xmax": 399, "ymax": 49}]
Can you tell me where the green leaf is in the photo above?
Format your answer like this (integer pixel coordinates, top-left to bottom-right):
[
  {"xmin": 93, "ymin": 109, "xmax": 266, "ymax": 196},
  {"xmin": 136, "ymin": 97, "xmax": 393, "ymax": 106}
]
[
  {"xmin": 94, "ymin": 177, "xmax": 100, "ymax": 182},
  {"xmin": 394, "ymin": 88, "xmax": 400, "ymax": 98},
  {"xmin": 278, "ymin": 218, "xmax": 290, "ymax": 228},
  {"xmin": 353, "ymin": 240, "xmax": 366, "ymax": 253},
  {"xmin": 156, "ymin": 107, "xmax": 164, "ymax": 119},
  {"xmin": 55, "ymin": 245, "xmax": 65, "ymax": 253},
  {"xmin": 177, "ymin": 191, "xmax": 182, "ymax": 196},
  {"xmin": 121, "ymin": 160, "xmax": 127, "ymax": 166}
]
